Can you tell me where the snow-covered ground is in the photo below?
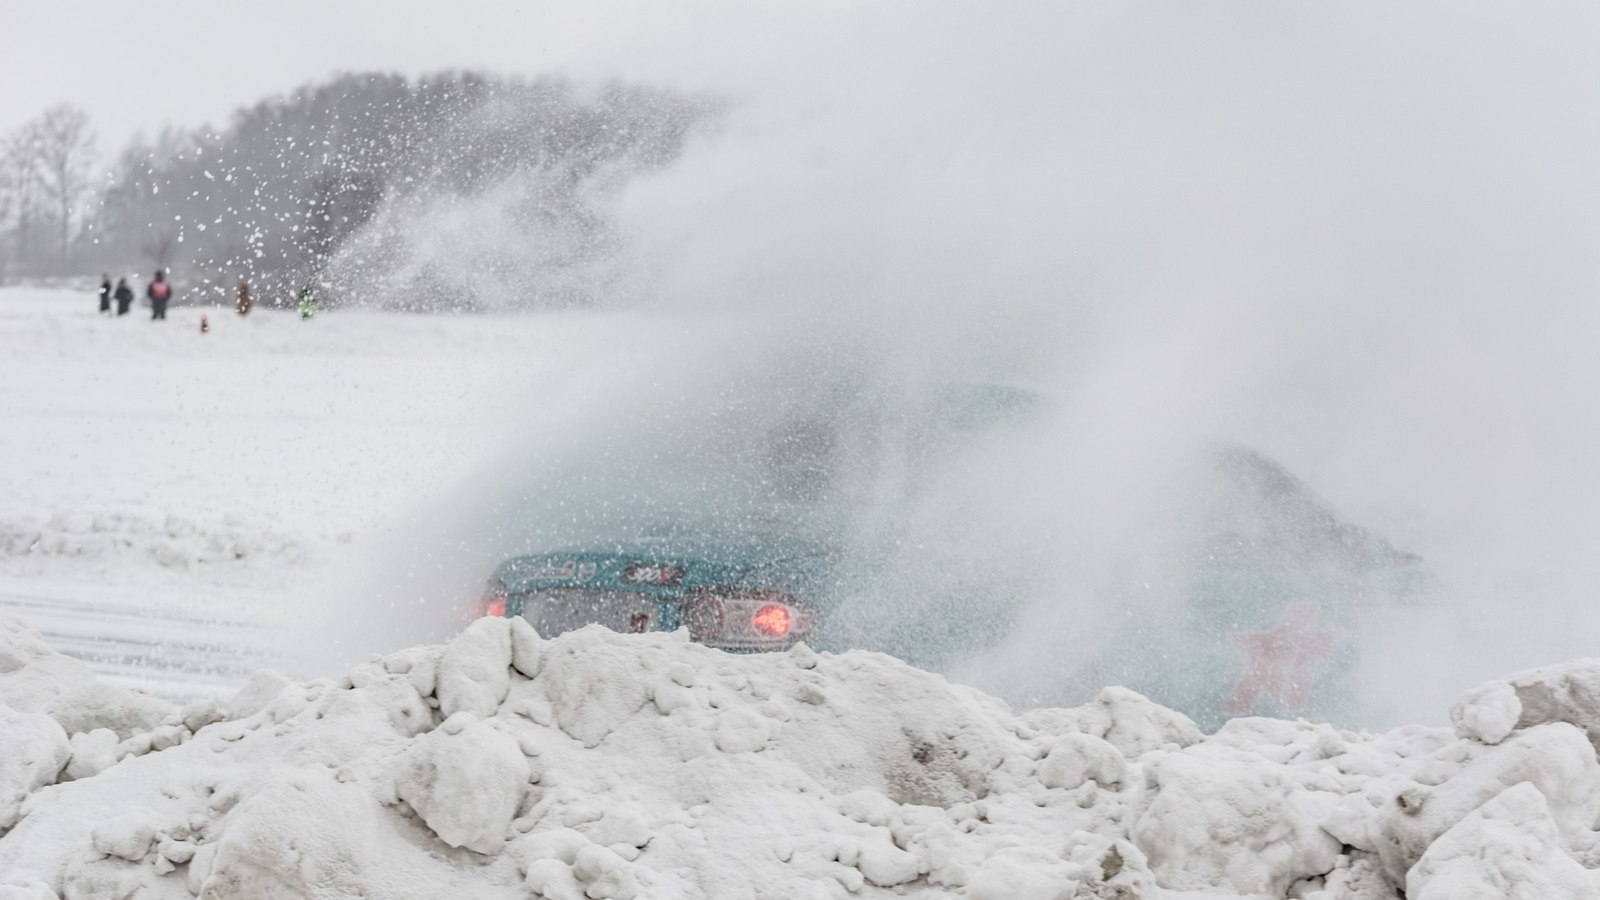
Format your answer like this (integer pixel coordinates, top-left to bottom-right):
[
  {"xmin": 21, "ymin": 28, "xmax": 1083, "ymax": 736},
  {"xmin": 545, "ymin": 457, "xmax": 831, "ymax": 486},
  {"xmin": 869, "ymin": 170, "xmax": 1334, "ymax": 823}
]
[
  {"xmin": 6, "ymin": 286, "xmax": 1600, "ymax": 898},
  {"xmin": 0, "ymin": 286, "xmax": 621, "ymax": 697}
]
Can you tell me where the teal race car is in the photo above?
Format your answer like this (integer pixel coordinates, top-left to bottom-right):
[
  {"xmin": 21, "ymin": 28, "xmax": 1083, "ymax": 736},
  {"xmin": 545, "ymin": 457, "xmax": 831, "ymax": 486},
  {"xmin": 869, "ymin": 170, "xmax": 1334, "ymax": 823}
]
[
  {"xmin": 479, "ymin": 539, "xmax": 837, "ymax": 652},
  {"xmin": 468, "ymin": 357, "xmax": 1428, "ymax": 727},
  {"xmin": 473, "ymin": 378, "xmax": 1042, "ymax": 656}
]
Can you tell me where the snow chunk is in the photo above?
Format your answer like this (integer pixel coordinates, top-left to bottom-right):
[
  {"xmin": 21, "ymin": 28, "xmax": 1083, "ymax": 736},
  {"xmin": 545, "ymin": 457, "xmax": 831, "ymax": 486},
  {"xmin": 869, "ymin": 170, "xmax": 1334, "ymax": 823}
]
[
  {"xmin": 1037, "ymin": 732, "xmax": 1127, "ymax": 790},
  {"xmin": 89, "ymin": 813, "xmax": 156, "ymax": 861},
  {"xmin": 346, "ymin": 659, "xmax": 434, "ymax": 736},
  {"xmin": 395, "ymin": 714, "xmax": 527, "ymax": 854},
  {"xmin": 0, "ymin": 709, "xmax": 68, "ymax": 830},
  {"xmin": 510, "ymin": 826, "xmax": 589, "ymax": 867},
  {"xmin": 1027, "ymin": 685, "xmax": 1201, "ymax": 758},
  {"xmin": 62, "ymin": 728, "xmax": 117, "ymax": 781},
  {"xmin": 966, "ymin": 846, "xmax": 1083, "ymax": 900},
  {"xmin": 225, "ymin": 669, "xmax": 290, "ymax": 720},
  {"xmin": 435, "ymin": 616, "xmax": 513, "ymax": 719},
  {"xmin": 509, "ymin": 614, "xmax": 543, "ymax": 678},
  {"xmin": 1298, "ymin": 854, "xmax": 1399, "ymax": 900},
  {"xmin": 1133, "ymin": 744, "xmax": 1339, "ymax": 896},
  {"xmin": 713, "ymin": 708, "xmax": 770, "ymax": 753},
  {"xmin": 1067, "ymin": 836, "xmax": 1160, "ymax": 898},
  {"xmin": 1453, "ymin": 680, "xmax": 1522, "ymax": 745},
  {"xmin": 1407, "ymin": 782, "xmax": 1594, "ymax": 900},
  {"xmin": 1501, "ymin": 658, "xmax": 1600, "ymax": 750},
  {"xmin": 1351, "ymin": 723, "xmax": 1600, "ymax": 886},
  {"xmin": 537, "ymin": 627, "xmax": 656, "ymax": 747},
  {"xmin": 383, "ymin": 646, "xmax": 438, "ymax": 697},
  {"xmin": 201, "ymin": 770, "xmax": 382, "ymax": 897},
  {"xmin": 857, "ymin": 832, "xmax": 920, "ymax": 887}
]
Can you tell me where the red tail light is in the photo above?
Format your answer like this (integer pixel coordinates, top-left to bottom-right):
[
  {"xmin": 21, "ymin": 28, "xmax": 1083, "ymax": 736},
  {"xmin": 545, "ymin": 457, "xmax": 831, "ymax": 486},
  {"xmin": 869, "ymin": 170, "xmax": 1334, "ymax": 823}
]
[
  {"xmin": 752, "ymin": 603, "xmax": 792, "ymax": 637},
  {"xmin": 479, "ymin": 579, "xmax": 507, "ymax": 618}
]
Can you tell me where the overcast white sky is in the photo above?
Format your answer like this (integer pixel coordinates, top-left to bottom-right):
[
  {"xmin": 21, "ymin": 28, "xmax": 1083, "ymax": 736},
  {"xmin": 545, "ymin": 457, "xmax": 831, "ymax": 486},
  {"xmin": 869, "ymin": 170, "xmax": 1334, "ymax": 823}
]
[{"xmin": 0, "ymin": 0, "xmax": 852, "ymax": 148}]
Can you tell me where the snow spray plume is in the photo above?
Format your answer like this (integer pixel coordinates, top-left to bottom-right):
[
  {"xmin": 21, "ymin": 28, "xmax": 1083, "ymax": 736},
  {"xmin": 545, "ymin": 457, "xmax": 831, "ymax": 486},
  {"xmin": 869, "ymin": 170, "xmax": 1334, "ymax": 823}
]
[
  {"xmin": 344, "ymin": 3, "xmax": 1600, "ymax": 729},
  {"xmin": 319, "ymin": 79, "xmax": 717, "ymax": 312}
]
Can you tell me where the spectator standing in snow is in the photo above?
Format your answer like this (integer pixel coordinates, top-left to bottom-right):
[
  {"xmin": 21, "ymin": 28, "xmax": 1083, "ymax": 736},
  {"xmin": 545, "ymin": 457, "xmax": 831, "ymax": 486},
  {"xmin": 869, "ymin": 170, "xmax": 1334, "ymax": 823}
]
[
  {"xmin": 113, "ymin": 278, "xmax": 133, "ymax": 316},
  {"xmin": 236, "ymin": 279, "xmax": 252, "ymax": 316},
  {"xmin": 97, "ymin": 275, "xmax": 112, "ymax": 314},
  {"xmin": 148, "ymin": 270, "xmax": 172, "ymax": 320}
]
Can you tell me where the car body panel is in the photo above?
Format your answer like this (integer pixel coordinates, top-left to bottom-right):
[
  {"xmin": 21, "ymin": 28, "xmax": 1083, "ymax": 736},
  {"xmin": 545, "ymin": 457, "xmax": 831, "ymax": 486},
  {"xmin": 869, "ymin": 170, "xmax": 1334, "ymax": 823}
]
[{"xmin": 489, "ymin": 542, "xmax": 836, "ymax": 652}]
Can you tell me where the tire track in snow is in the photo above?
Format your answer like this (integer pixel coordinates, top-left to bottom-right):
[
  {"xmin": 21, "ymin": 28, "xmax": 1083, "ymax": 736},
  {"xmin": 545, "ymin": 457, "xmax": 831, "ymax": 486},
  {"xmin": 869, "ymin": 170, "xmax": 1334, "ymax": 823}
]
[{"xmin": 0, "ymin": 586, "xmax": 289, "ymax": 702}]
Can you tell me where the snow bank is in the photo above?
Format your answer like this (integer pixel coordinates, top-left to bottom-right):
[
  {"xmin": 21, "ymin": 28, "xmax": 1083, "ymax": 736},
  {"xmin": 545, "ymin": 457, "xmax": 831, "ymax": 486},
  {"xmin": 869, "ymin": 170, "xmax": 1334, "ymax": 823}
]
[
  {"xmin": 1406, "ymin": 782, "xmax": 1594, "ymax": 899},
  {"xmin": 0, "ymin": 510, "xmax": 310, "ymax": 571},
  {"xmin": 3, "ymin": 618, "xmax": 1600, "ymax": 899}
]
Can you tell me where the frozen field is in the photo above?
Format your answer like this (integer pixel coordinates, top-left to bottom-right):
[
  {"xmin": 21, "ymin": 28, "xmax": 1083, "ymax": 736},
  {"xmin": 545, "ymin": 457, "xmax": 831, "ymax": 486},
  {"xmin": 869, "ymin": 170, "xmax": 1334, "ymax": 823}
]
[{"xmin": 0, "ymin": 286, "xmax": 621, "ymax": 697}]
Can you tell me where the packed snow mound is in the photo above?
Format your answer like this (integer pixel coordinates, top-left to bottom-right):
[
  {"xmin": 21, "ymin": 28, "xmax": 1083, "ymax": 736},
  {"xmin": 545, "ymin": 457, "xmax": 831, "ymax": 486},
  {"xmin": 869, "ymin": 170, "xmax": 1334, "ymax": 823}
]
[
  {"xmin": 1406, "ymin": 782, "xmax": 1595, "ymax": 900},
  {"xmin": 3, "ymin": 619, "xmax": 1600, "ymax": 899},
  {"xmin": 1452, "ymin": 680, "xmax": 1521, "ymax": 745},
  {"xmin": 1494, "ymin": 658, "xmax": 1600, "ymax": 750}
]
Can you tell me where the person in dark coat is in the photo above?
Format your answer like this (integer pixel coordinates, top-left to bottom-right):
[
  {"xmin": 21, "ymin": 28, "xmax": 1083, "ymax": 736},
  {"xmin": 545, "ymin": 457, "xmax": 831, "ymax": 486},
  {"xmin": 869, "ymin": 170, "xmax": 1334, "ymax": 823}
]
[
  {"xmin": 147, "ymin": 270, "xmax": 172, "ymax": 320},
  {"xmin": 98, "ymin": 275, "xmax": 112, "ymax": 314},
  {"xmin": 114, "ymin": 278, "xmax": 134, "ymax": 316},
  {"xmin": 236, "ymin": 279, "xmax": 252, "ymax": 316}
]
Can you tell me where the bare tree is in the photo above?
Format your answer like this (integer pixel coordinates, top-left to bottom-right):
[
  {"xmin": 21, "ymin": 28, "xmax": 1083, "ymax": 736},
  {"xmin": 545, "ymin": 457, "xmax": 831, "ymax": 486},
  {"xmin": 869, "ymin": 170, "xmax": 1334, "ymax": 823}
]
[
  {"xmin": 32, "ymin": 104, "xmax": 97, "ymax": 266},
  {"xmin": 0, "ymin": 138, "xmax": 18, "ymax": 282},
  {"xmin": 0, "ymin": 123, "xmax": 45, "ymax": 280}
]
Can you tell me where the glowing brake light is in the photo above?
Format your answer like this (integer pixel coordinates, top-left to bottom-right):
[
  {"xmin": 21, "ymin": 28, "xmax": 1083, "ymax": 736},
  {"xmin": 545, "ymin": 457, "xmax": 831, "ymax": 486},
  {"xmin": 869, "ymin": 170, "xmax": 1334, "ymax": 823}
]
[
  {"xmin": 480, "ymin": 579, "xmax": 507, "ymax": 618},
  {"xmin": 752, "ymin": 603, "xmax": 792, "ymax": 637}
]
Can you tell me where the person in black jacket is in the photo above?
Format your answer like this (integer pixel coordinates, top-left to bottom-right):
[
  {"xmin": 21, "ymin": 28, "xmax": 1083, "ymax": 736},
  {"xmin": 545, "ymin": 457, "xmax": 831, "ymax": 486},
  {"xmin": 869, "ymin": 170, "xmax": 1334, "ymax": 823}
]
[
  {"xmin": 98, "ymin": 275, "xmax": 112, "ymax": 314},
  {"xmin": 113, "ymin": 278, "xmax": 134, "ymax": 316},
  {"xmin": 147, "ymin": 270, "xmax": 172, "ymax": 320}
]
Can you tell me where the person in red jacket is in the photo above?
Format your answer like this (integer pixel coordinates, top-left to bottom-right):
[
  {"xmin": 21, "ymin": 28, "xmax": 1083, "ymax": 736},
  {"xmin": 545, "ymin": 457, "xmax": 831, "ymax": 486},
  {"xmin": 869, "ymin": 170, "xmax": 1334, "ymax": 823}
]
[{"xmin": 147, "ymin": 270, "xmax": 172, "ymax": 320}]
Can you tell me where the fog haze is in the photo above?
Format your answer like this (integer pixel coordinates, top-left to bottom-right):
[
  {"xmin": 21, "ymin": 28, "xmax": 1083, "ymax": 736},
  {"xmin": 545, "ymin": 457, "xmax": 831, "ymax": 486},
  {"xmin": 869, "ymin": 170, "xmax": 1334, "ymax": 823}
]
[{"xmin": 11, "ymin": 1, "xmax": 1600, "ymax": 722}]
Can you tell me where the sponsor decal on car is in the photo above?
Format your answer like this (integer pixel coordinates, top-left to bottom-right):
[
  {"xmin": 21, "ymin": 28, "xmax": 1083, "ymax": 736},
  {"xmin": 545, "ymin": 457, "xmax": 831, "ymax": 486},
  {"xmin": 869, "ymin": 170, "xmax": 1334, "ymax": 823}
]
[
  {"xmin": 620, "ymin": 562, "xmax": 685, "ymax": 587},
  {"xmin": 1222, "ymin": 602, "xmax": 1336, "ymax": 716}
]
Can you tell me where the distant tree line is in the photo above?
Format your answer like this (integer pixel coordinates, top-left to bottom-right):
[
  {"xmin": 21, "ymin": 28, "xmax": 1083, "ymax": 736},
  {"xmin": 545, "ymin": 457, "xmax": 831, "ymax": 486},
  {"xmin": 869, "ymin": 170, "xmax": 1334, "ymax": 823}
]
[
  {"xmin": 0, "ymin": 104, "xmax": 97, "ymax": 280},
  {"xmin": 0, "ymin": 71, "xmax": 715, "ymax": 310}
]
